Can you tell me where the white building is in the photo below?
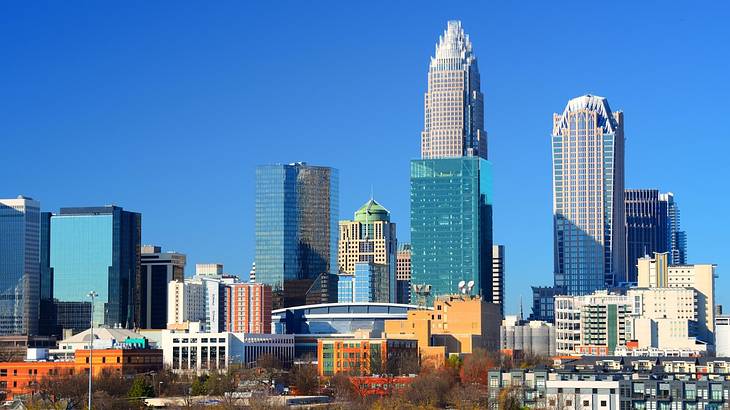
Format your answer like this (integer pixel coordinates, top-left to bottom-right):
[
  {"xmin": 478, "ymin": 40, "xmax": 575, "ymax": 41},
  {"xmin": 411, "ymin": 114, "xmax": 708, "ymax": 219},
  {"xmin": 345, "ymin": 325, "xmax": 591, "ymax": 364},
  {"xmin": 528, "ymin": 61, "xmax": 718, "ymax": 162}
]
[
  {"xmin": 716, "ymin": 315, "xmax": 730, "ymax": 357},
  {"xmin": 52, "ymin": 326, "xmax": 146, "ymax": 360},
  {"xmin": 161, "ymin": 324, "xmax": 294, "ymax": 372},
  {"xmin": 545, "ymin": 380, "xmax": 620, "ymax": 410},
  {"xmin": 638, "ymin": 253, "xmax": 717, "ymax": 342},
  {"xmin": 168, "ymin": 275, "xmax": 229, "ymax": 332},
  {"xmin": 628, "ymin": 287, "xmax": 708, "ymax": 353},
  {"xmin": 196, "ymin": 263, "xmax": 224, "ymax": 277}
]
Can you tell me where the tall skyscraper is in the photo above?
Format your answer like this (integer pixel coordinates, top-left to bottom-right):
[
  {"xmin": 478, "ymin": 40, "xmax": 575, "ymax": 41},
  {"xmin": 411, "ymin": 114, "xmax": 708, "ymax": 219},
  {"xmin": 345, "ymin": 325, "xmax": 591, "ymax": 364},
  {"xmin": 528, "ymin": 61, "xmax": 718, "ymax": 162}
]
[
  {"xmin": 255, "ymin": 162, "xmax": 338, "ymax": 308},
  {"xmin": 50, "ymin": 206, "xmax": 141, "ymax": 333},
  {"xmin": 421, "ymin": 20, "xmax": 486, "ymax": 160},
  {"xmin": 491, "ymin": 244, "xmax": 505, "ymax": 316},
  {"xmin": 0, "ymin": 196, "xmax": 40, "ymax": 335},
  {"xmin": 396, "ymin": 243, "xmax": 412, "ymax": 304},
  {"xmin": 659, "ymin": 192, "xmax": 687, "ymax": 265},
  {"xmin": 552, "ymin": 95, "xmax": 626, "ymax": 295},
  {"xmin": 338, "ymin": 198, "xmax": 397, "ymax": 302},
  {"xmin": 625, "ymin": 189, "xmax": 668, "ymax": 283},
  {"xmin": 140, "ymin": 245, "xmax": 186, "ymax": 329},
  {"xmin": 411, "ymin": 21, "xmax": 493, "ymax": 300}
]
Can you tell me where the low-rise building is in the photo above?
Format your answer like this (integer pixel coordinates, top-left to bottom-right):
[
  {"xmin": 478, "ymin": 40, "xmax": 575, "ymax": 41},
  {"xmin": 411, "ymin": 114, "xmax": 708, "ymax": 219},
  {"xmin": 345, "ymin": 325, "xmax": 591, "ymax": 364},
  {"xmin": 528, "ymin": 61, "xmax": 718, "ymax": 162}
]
[
  {"xmin": 383, "ymin": 294, "xmax": 501, "ymax": 367},
  {"xmin": 0, "ymin": 348, "xmax": 162, "ymax": 400},
  {"xmin": 161, "ymin": 324, "xmax": 294, "ymax": 372},
  {"xmin": 317, "ymin": 333, "xmax": 417, "ymax": 377}
]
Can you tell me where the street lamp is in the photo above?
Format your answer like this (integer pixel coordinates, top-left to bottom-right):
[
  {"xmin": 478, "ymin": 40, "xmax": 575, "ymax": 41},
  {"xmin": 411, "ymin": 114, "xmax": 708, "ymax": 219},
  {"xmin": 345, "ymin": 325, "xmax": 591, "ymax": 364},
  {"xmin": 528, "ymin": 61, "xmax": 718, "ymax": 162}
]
[{"xmin": 87, "ymin": 290, "xmax": 98, "ymax": 410}]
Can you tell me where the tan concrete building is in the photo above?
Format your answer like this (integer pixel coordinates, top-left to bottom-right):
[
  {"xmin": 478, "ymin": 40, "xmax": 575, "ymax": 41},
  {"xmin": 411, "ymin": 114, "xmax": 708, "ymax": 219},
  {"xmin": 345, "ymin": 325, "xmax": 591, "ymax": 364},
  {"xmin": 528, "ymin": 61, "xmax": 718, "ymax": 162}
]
[
  {"xmin": 338, "ymin": 199, "xmax": 397, "ymax": 300},
  {"xmin": 638, "ymin": 252, "xmax": 717, "ymax": 342},
  {"xmin": 383, "ymin": 295, "xmax": 500, "ymax": 367}
]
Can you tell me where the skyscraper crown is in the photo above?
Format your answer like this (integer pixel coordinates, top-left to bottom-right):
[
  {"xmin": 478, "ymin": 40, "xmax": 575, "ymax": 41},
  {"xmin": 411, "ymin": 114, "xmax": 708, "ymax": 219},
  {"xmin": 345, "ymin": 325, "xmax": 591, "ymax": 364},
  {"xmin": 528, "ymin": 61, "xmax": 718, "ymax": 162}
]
[
  {"xmin": 431, "ymin": 20, "xmax": 475, "ymax": 69},
  {"xmin": 555, "ymin": 94, "xmax": 620, "ymax": 134}
]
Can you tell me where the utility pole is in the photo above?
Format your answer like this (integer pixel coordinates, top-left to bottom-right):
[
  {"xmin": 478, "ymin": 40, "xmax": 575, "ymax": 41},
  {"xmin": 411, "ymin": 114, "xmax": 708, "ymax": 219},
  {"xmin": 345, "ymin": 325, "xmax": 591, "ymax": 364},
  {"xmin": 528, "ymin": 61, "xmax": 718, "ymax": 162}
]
[{"xmin": 88, "ymin": 291, "xmax": 98, "ymax": 410}]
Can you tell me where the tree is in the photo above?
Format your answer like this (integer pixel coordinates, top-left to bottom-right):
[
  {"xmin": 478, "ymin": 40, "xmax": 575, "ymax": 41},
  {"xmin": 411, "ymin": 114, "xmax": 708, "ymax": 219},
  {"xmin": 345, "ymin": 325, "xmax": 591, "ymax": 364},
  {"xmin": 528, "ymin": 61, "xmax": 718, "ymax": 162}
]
[
  {"xmin": 95, "ymin": 371, "xmax": 132, "ymax": 398},
  {"xmin": 460, "ymin": 348, "xmax": 498, "ymax": 385},
  {"xmin": 190, "ymin": 375, "xmax": 209, "ymax": 396},
  {"xmin": 403, "ymin": 368, "xmax": 456, "ymax": 408},
  {"xmin": 35, "ymin": 373, "xmax": 87, "ymax": 410},
  {"xmin": 291, "ymin": 364, "xmax": 319, "ymax": 395},
  {"xmin": 128, "ymin": 376, "xmax": 155, "ymax": 399},
  {"xmin": 328, "ymin": 373, "xmax": 358, "ymax": 403},
  {"xmin": 498, "ymin": 386, "xmax": 524, "ymax": 410}
]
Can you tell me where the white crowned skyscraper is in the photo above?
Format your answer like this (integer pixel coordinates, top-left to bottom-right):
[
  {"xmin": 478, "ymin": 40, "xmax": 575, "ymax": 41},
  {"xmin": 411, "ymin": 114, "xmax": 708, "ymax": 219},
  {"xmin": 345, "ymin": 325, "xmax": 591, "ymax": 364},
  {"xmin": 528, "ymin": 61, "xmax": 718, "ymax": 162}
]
[
  {"xmin": 551, "ymin": 95, "xmax": 626, "ymax": 295},
  {"xmin": 421, "ymin": 20, "xmax": 487, "ymax": 160}
]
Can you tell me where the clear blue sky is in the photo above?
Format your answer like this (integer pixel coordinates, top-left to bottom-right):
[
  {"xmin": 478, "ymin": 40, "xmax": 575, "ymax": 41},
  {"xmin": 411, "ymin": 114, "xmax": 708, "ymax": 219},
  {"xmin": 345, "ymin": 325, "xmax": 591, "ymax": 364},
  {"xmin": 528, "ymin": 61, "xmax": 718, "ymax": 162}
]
[{"xmin": 2, "ymin": 1, "xmax": 728, "ymax": 315}]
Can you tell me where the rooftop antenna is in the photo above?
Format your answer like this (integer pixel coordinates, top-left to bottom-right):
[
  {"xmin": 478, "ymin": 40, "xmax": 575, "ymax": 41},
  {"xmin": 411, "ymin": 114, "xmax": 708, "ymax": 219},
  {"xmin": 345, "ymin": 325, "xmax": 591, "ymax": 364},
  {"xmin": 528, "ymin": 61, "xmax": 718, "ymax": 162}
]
[{"xmin": 519, "ymin": 295, "xmax": 524, "ymax": 321}]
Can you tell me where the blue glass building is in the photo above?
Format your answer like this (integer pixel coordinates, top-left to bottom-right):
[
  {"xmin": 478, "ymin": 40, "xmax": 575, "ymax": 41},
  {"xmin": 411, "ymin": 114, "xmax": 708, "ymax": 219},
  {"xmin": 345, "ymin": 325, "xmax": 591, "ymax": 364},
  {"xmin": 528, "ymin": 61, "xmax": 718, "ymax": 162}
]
[
  {"xmin": 337, "ymin": 274, "xmax": 354, "ymax": 303},
  {"xmin": 255, "ymin": 163, "xmax": 338, "ymax": 308},
  {"xmin": 50, "ymin": 206, "xmax": 141, "ymax": 333},
  {"xmin": 410, "ymin": 157, "xmax": 493, "ymax": 299},
  {"xmin": 0, "ymin": 197, "xmax": 40, "ymax": 335},
  {"xmin": 551, "ymin": 95, "xmax": 625, "ymax": 295}
]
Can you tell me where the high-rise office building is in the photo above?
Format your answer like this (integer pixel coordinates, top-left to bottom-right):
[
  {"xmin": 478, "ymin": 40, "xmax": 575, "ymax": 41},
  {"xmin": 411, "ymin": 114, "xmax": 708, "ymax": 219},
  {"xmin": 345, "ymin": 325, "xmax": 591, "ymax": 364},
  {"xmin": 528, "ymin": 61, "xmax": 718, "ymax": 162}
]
[
  {"xmin": 411, "ymin": 21, "xmax": 493, "ymax": 301},
  {"xmin": 338, "ymin": 199, "xmax": 396, "ymax": 302},
  {"xmin": 492, "ymin": 244, "xmax": 505, "ymax": 315},
  {"xmin": 625, "ymin": 189, "xmax": 668, "ymax": 283},
  {"xmin": 396, "ymin": 243, "xmax": 412, "ymax": 305},
  {"xmin": 421, "ymin": 20, "xmax": 486, "ymax": 160},
  {"xmin": 255, "ymin": 162, "xmax": 338, "ymax": 308},
  {"xmin": 50, "ymin": 206, "xmax": 141, "ymax": 333},
  {"xmin": 167, "ymin": 276, "xmax": 228, "ymax": 333},
  {"xmin": 552, "ymin": 95, "xmax": 626, "ymax": 294},
  {"xmin": 140, "ymin": 245, "xmax": 185, "ymax": 329},
  {"xmin": 659, "ymin": 192, "xmax": 687, "ymax": 265},
  {"xmin": 0, "ymin": 196, "xmax": 40, "ymax": 335}
]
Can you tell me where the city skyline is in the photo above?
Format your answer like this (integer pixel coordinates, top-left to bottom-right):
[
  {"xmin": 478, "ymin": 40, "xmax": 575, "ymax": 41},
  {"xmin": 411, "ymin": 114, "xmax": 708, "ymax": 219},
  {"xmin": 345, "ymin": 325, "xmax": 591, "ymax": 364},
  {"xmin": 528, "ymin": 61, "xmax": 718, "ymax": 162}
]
[{"xmin": 2, "ymin": 2, "xmax": 728, "ymax": 315}]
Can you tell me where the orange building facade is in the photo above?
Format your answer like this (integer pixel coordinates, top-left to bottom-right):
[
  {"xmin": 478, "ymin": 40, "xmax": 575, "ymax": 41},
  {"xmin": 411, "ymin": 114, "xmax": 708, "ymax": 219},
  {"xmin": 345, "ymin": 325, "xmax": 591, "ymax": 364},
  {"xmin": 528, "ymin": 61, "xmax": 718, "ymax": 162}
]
[
  {"xmin": 0, "ymin": 349, "xmax": 162, "ymax": 400},
  {"xmin": 225, "ymin": 283, "xmax": 272, "ymax": 333}
]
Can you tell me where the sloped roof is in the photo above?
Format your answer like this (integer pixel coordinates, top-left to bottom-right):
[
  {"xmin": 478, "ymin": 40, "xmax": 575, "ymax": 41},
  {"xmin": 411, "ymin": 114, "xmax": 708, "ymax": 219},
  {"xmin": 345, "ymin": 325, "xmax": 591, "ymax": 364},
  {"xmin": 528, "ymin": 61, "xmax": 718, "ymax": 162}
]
[{"xmin": 61, "ymin": 327, "xmax": 141, "ymax": 344}]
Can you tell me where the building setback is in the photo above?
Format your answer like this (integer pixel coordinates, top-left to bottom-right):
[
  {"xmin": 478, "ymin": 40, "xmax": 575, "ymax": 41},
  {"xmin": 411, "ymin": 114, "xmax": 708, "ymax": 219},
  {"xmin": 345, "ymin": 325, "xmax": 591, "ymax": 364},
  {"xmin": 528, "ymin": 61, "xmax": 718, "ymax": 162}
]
[
  {"xmin": 255, "ymin": 162, "xmax": 338, "ymax": 309},
  {"xmin": 552, "ymin": 95, "xmax": 626, "ymax": 294},
  {"xmin": 0, "ymin": 197, "xmax": 40, "ymax": 336},
  {"xmin": 50, "ymin": 206, "xmax": 141, "ymax": 334},
  {"xmin": 659, "ymin": 192, "xmax": 688, "ymax": 265},
  {"xmin": 140, "ymin": 245, "xmax": 185, "ymax": 329}
]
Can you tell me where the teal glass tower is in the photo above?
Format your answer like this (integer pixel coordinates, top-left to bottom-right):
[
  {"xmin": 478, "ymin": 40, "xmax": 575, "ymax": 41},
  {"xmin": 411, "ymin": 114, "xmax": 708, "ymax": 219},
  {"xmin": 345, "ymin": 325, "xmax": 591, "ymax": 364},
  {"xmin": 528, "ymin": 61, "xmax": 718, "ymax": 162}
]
[
  {"xmin": 410, "ymin": 22, "xmax": 494, "ymax": 300},
  {"xmin": 410, "ymin": 158, "xmax": 493, "ymax": 298},
  {"xmin": 50, "ymin": 206, "xmax": 141, "ymax": 333}
]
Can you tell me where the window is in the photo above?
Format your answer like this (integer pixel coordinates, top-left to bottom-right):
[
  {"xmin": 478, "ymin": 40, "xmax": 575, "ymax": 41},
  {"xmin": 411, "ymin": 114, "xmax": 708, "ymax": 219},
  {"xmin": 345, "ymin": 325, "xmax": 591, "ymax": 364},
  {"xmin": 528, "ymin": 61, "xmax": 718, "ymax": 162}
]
[{"xmin": 601, "ymin": 400, "xmax": 607, "ymax": 406}]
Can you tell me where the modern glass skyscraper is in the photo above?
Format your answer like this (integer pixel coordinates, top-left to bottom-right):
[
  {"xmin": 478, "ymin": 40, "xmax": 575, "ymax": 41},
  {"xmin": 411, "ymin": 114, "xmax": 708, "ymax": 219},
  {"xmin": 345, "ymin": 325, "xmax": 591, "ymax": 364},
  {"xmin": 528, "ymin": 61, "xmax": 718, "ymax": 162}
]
[
  {"xmin": 552, "ymin": 95, "xmax": 626, "ymax": 295},
  {"xmin": 421, "ymin": 20, "xmax": 486, "ymax": 160},
  {"xmin": 50, "ymin": 206, "xmax": 141, "ymax": 333},
  {"xmin": 659, "ymin": 192, "xmax": 687, "ymax": 265},
  {"xmin": 411, "ymin": 157, "xmax": 493, "ymax": 299},
  {"xmin": 255, "ymin": 162, "xmax": 338, "ymax": 308},
  {"xmin": 411, "ymin": 21, "xmax": 493, "ymax": 301},
  {"xmin": 625, "ymin": 189, "xmax": 669, "ymax": 284},
  {"xmin": 0, "ymin": 196, "xmax": 40, "ymax": 335}
]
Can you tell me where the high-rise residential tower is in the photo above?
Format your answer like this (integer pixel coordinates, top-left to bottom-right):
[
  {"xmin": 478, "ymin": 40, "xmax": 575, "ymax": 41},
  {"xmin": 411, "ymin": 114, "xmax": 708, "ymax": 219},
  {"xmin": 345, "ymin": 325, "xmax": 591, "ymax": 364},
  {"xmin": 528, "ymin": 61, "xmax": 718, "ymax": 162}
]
[
  {"xmin": 140, "ymin": 245, "xmax": 186, "ymax": 329},
  {"xmin": 255, "ymin": 162, "xmax": 338, "ymax": 309},
  {"xmin": 411, "ymin": 21, "xmax": 493, "ymax": 301},
  {"xmin": 659, "ymin": 192, "xmax": 687, "ymax": 265},
  {"xmin": 552, "ymin": 95, "xmax": 626, "ymax": 295},
  {"xmin": 491, "ymin": 244, "xmax": 505, "ymax": 316},
  {"xmin": 50, "ymin": 206, "xmax": 141, "ymax": 333},
  {"xmin": 624, "ymin": 189, "xmax": 668, "ymax": 284},
  {"xmin": 0, "ymin": 196, "xmax": 40, "ymax": 335},
  {"xmin": 421, "ymin": 20, "xmax": 486, "ymax": 160},
  {"xmin": 338, "ymin": 199, "xmax": 397, "ymax": 302}
]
